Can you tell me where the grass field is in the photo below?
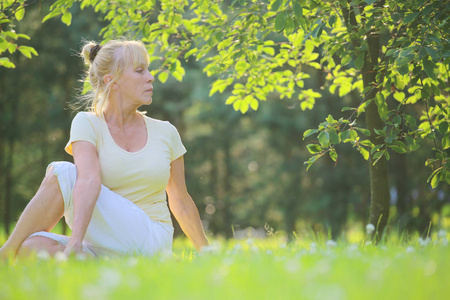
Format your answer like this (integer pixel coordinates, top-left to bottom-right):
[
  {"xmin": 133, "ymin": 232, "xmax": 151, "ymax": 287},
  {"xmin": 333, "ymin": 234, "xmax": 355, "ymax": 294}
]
[{"xmin": 1, "ymin": 230, "xmax": 449, "ymax": 300}]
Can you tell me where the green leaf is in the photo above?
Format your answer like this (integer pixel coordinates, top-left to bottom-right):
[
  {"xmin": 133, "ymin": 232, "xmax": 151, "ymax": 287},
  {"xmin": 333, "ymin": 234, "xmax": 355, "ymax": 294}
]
[
  {"xmin": 422, "ymin": 84, "xmax": 431, "ymax": 99},
  {"xmin": 250, "ymin": 98, "xmax": 259, "ymax": 111},
  {"xmin": 404, "ymin": 114, "xmax": 416, "ymax": 127},
  {"xmin": 306, "ymin": 144, "xmax": 322, "ymax": 154},
  {"xmin": 284, "ymin": 17, "xmax": 295, "ymax": 35},
  {"xmin": 240, "ymin": 101, "xmax": 249, "ymax": 114},
  {"xmin": 355, "ymin": 52, "xmax": 365, "ymax": 70},
  {"xmin": 303, "ymin": 129, "xmax": 319, "ymax": 139},
  {"xmin": 15, "ymin": 6, "xmax": 25, "ymax": 21},
  {"xmin": 393, "ymin": 92, "xmax": 405, "ymax": 102},
  {"xmin": 275, "ymin": 11, "xmax": 287, "ymax": 32},
  {"xmin": 293, "ymin": 2, "xmax": 303, "ymax": 20},
  {"xmin": 271, "ymin": 0, "xmax": 283, "ymax": 11},
  {"xmin": 431, "ymin": 171, "xmax": 440, "ymax": 189},
  {"xmin": 439, "ymin": 122, "xmax": 449, "ymax": 135},
  {"xmin": 359, "ymin": 146, "xmax": 370, "ymax": 160},
  {"xmin": 263, "ymin": 47, "xmax": 275, "ymax": 56},
  {"xmin": 393, "ymin": 115, "xmax": 402, "ymax": 125},
  {"xmin": 318, "ymin": 131, "xmax": 330, "ymax": 147},
  {"xmin": 158, "ymin": 72, "xmax": 169, "ymax": 83},
  {"xmin": 328, "ymin": 15, "xmax": 336, "ymax": 27},
  {"xmin": 304, "ymin": 154, "xmax": 321, "ymax": 171},
  {"xmin": 442, "ymin": 133, "xmax": 450, "ymax": 150},
  {"xmin": 404, "ymin": 12, "xmax": 420, "ymax": 24},
  {"xmin": 17, "ymin": 34, "xmax": 31, "ymax": 40},
  {"xmin": 394, "ymin": 76, "xmax": 405, "ymax": 91},
  {"xmin": 311, "ymin": 23, "xmax": 324, "ymax": 38},
  {"xmin": 8, "ymin": 43, "xmax": 16, "ymax": 54},
  {"xmin": 330, "ymin": 132, "xmax": 340, "ymax": 144},
  {"xmin": 341, "ymin": 55, "xmax": 351, "ymax": 66},
  {"xmin": 398, "ymin": 64, "xmax": 409, "ymax": 76},
  {"xmin": 340, "ymin": 130, "xmax": 351, "ymax": 142},
  {"xmin": 0, "ymin": 57, "xmax": 15, "ymax": 68},
  {"xmin": 425, "ymin": 47, "xmax": 440, "ymax": 62},
  {"xmin": 18, "ymin": 47, "xmax": 31, "ymax": 58},
  {"xmin": 395, "ymin": 54, "xmax": 414, "ymax": 66},
  {"xmin": 391, "ymin": 145, "xmax": 407, "ymax": 154},
  {"xmin": 364, "ymin": 0, "xmax": 376, "ymax": 4},
  {"xmin": 423, "ymin": 57, "xmax": 437, "ymax": 80},
  {"xmin": 355, "ymin": 128, "xmax": 371, "ymax": 136},
  {"xmin": 329, "ymin": 150, "xmax": 338, "ymax": 162},
  {"xmin": 62, "ymin": 12, "xmax": 72, "ymax": 26}
]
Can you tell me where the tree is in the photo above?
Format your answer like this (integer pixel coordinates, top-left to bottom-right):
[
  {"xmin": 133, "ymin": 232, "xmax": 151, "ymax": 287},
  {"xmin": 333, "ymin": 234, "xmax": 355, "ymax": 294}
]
[
  {"xmin": 0, "ymin": 0, "xmax": 39, "ymax": 68},
  {"xmin": 27, "ymin": 0, "xmax": 450, "ymax": 237}
]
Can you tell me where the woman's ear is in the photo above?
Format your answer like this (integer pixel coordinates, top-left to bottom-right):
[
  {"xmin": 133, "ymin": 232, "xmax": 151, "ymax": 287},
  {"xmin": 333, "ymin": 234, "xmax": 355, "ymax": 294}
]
[{"xmin": 104, "ymin": 74, "xmax": 118, "ymax": 89}]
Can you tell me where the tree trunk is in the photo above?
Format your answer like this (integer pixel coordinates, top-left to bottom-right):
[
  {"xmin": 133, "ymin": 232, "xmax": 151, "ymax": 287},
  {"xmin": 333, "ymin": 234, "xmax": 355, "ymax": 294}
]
[
  {"xmin": 363, "ymin": 30, "xmax": 390, "ymax": 239},
  {"xmin": 3, "ymin": 140, "xmax": 14, "ymax": 236},
  {"xmin": 222, "ymin": 135, "xmax": 233, "ymax": 238}
]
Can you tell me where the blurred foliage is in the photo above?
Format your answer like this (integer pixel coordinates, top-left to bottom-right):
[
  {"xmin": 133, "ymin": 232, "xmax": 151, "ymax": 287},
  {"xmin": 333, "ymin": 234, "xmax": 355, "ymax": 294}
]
[
  {"xmin": 0, "ymin": 1, "xmax": 449, "ymax": 241},
  {"xmin": 0, "ymin": 0, "xmax": 39, "ymax": 68},
  {"xmin": 37, "ymin": 0, "xmax": 450, "ymax": 237}
]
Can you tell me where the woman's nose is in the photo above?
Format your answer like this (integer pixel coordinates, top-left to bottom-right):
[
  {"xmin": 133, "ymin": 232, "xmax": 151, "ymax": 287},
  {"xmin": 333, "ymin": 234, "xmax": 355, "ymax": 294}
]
[{"xmin": 147, "ymin": 71, "xmax": 154, "ymax": 82}]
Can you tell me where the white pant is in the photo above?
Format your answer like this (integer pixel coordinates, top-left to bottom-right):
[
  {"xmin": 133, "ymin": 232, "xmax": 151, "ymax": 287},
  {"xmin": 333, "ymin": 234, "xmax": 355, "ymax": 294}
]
[{"xmin": 29, "ymin": 161, "xmax": 173, "ymax": 257}]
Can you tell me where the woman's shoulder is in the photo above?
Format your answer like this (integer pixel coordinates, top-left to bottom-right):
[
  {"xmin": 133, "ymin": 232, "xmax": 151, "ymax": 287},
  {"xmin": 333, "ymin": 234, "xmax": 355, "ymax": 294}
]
[
  {"xmin": 71, "ymin": 111, "xmax": 102, "ymax": 129},
  {"xmin": 143, "ymin": 115, "xmax": 175, "ymax": 128},
  {"xmin": 74, "ymin": 111, "xmax": 99, "ymax": 120}
]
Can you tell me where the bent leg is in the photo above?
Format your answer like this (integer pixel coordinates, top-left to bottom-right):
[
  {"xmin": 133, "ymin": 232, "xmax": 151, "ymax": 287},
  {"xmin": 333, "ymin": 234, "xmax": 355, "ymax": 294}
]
[
  {"xmin": 17, "ymin": 236, "xmax": 66, "ymax": 258},
  {"xmin": 0, "ymin": 165, "xmax": 64, "ymax": 259}
]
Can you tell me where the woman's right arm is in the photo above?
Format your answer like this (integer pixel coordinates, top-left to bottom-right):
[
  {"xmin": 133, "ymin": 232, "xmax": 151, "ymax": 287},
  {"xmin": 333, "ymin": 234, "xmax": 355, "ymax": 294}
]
[{"xmin": 64, "ymin": 141, "xmax": 101, "ymax": 255}]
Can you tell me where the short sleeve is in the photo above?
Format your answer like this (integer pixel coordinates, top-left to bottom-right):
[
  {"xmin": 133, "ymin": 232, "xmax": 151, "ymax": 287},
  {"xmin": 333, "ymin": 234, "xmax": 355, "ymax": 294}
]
[
  {"xmin": 168, "ymin": 122, "xmax": 187, "ymax": 161},
  {"xmin": 65, "ymin": 112, "xmax": 99, "ymax": 155}
]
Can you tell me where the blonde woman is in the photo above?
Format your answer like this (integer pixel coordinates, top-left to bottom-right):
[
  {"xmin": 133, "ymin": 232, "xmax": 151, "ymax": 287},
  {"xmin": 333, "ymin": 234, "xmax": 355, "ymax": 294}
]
[{"xmin": 0, "ymin": 39, "xmax": 209, "ymax": 259}]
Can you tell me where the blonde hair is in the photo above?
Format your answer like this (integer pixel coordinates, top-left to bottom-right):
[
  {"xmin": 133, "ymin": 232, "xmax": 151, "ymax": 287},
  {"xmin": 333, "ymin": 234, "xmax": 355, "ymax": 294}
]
[{"xmin": 77, "ymin": 39, "xmax": 149, "ymax": 115}]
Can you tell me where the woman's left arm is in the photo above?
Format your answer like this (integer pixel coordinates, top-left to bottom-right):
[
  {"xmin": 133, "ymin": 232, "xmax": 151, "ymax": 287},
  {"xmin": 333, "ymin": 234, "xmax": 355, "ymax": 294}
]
[{"xmin": 166, "ymin": 156, "xmax": 209, "ymax": 251}]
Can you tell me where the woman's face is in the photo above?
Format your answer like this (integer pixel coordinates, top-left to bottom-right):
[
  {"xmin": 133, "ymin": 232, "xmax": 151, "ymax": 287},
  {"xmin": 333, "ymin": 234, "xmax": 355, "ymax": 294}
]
[{"xmin": 115, "ymin": 61, "xmax": 155, "ymax": 106}]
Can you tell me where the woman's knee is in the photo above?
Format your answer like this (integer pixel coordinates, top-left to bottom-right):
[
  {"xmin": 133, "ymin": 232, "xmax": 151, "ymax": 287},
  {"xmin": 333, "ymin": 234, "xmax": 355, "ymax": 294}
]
[
  {"xmin": 18, "ymin": 236, "xmax": 64, "ymax": 257},
  {"xmin": 43, "ymin": 165, "xmax": 59, "ymax": 186}
]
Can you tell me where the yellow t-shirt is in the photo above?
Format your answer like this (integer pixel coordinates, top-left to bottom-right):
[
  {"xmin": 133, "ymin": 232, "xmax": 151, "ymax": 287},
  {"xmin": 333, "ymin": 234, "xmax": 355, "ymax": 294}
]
[{"xmin": 65, "ymin": 112, "xmax": 186, "ymax": 225}]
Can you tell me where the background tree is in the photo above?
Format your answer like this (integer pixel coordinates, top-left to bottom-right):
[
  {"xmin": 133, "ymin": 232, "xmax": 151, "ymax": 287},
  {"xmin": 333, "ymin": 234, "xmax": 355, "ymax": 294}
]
[
  {"xmin": 42, "ymin": 0, "xmax": 449, "ymax": 237},
  {"xmin": 0, "ymin": 0, "xmax": 39, "ymax": 68},
  {"xmin": 1, "ymin": 0, "xmax": 448, "ymax": 240}
]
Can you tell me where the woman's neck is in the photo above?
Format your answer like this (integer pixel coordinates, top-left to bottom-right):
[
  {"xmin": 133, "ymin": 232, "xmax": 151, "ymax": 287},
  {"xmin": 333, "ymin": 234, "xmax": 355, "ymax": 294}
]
[{"xmin": 102, "ymin": 101, "xmax": 141, "ymax": 128}]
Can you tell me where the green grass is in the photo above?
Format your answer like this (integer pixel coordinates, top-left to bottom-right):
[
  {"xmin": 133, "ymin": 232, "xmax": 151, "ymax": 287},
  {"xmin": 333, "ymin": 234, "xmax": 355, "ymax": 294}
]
[{"xmin": 1, "ymin": 232, "xmax": 449, "ymax": 300}]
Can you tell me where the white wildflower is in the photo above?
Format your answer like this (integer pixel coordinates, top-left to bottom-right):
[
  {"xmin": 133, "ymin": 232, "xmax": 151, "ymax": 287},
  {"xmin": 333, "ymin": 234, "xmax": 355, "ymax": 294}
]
[
  {"xmin": 76, "ymin": 253, "xmax": 87, "ymax": 261},
  {"xmin": 437, "ymin": 229, "xmax": 447, "ymax": 239},
  {"xmin": 347, "ymin": 244, "xmax": 358, "ymax": 251},
  {"xmin": 232, "ymin": 243, "xmax": 243, "ymax": 252},
  {"xmin": 326, "ymin": 240, "xmax": 337, "ymax": 249},
  {"xmin": 366, "ymin": 223, "xmax": 375, "ymax": 235},
  {"xmin": 365, "ymin": 241, "xmax": 372, "ymax": 246},
  {"xmin": 54, "ymin": 251, "xmax": 68, "ymax": 262},
  {"xmin": 199, "ymin": 243, "xmax": 221, "ymax": 255},
  {"xmin": 285, "ymin": 259, "xmax": 300, "ymax": 273},
  {"xmin": 266, "ymin": 250, "xmax": 273, "ymax": 255},
  {"xmin": 418, "ymin": 237, "xmax": 431, "ymax": 246},
  {"xmin": 126, "ymin": 257, "xmax": 139, "ymax": 267},
  {"xmin": 36, "ymin": 250, "xmax": 50, "ymax": 261},
  {"xmin": 406, "ymin": 246, "xmax": 415, "ymax": 253}
]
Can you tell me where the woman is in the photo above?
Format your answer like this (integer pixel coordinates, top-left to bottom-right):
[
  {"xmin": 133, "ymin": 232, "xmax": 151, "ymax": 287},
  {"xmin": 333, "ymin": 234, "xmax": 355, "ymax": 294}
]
[{"xmin": 0, "ymin": 39, "xmax": 209, "ymax": 259}]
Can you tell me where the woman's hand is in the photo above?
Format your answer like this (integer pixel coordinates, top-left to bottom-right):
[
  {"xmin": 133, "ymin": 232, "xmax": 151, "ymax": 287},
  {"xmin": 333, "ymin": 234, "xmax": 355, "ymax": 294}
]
[{"xmin": 63, "ymin": 241, "xmax": 84, "ymax": 256}]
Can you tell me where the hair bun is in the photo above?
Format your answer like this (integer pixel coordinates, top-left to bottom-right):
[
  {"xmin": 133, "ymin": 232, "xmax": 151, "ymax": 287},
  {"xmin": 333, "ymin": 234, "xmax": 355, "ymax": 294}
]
[
  {"xmin": 81, "ymin": 42, "xmax": 101, "ymax": 64},
  {"xmin": 89, "ymin": 45, "xmax": 102, "ymax": 62}
]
